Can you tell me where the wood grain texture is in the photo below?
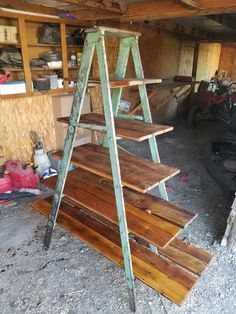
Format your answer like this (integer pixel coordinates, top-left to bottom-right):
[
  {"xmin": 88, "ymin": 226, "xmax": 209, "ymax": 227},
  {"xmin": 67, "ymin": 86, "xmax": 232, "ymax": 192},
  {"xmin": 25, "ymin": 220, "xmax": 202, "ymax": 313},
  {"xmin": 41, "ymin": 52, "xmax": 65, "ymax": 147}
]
[
  {"xmin": 67, "ymin": 168, "xmax": 197, "ymax": 228},
  {"xmin": 44, "ymin": 173, "xmax": 181, "ymax": 248},
  {"xmin": 52, "ymin": 143, "xmax": 180, "ymax": 193},
  {"xmin": 32, "ymin": 197, "xmax": 199, "ymax": 305},
  {"xmin": 58, "ymin": 113, "xmax": 173, "ymax": 141},
  {"xmin": 64, "ymin": 77, "xmax": 162, "ymax": 88}
]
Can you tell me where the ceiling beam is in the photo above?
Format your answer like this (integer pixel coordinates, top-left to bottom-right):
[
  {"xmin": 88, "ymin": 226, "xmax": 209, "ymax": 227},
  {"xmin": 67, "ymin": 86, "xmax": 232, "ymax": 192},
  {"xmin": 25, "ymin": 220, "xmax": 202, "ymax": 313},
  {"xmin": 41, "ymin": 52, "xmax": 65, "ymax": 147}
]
[
  {"xmin": 208, "ymin": 14, "xmax": 236, "ymax": 30},
  {"xmin": 0, "ymin": 0, "xmax": 59, "ymax": 16},
  {"xmin": 56, "ymin": 0, "xmax": 126, "ymax": 14},
  {"xmin": 124, "ymin": 0, "xmax": 236, "ymax": 22},
  {"xmin": 176, "ymin": 0, "xmax": 200, "ymax": 9}
]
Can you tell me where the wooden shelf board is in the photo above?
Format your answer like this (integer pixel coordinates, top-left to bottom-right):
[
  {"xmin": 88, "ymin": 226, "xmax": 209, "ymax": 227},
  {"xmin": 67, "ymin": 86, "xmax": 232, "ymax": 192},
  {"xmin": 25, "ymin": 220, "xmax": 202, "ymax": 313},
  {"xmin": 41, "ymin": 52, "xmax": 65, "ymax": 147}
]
[
  {"xmin": 67, "ymin": 168, "xmax": 197, "ymax": 229},
  {"xmin": 32, "ymin": 197, "xmax": 200, "ymax": 305},
  {"xmin": 0, "ymin": 87, "xmax": 75, "ymax": 100},
  {"xmin": 44, "ymin": 172, "xmax": 183, "ymax": 249},
  {"xmin": 58, "ymin": 113, "xmax": 173, "ymax": 142},
  {"xmin": 64, "ymin": 77, "xmax": 162, "ymax": 88},
  {"xmin": 0, "ymin": 41, "xmax": 19, "ymax": 46},
  {"xmin": 52, "ymin": 143, "xmax": 180, "ymax": 193}
]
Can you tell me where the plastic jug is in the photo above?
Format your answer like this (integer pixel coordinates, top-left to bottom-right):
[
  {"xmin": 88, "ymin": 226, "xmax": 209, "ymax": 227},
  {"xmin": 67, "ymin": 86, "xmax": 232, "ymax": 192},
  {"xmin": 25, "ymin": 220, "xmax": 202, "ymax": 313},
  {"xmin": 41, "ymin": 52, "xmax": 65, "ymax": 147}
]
[
  {"xmin": 0, "ymin": 174, "xmax": 13, "ymax": 204},
  {"xmin": 6, "ymin": 161, "xmax": 39, "ymax": 189},
  {"xmin": 34, "ymin": 149, "xmax": 51, "ymax": 176}
]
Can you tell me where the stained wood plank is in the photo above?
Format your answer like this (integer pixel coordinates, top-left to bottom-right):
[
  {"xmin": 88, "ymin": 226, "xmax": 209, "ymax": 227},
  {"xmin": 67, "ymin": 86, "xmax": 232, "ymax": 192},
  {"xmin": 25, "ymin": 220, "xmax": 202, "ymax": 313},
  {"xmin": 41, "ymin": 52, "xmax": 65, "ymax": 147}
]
[
  {"xmin": 68, "ymin": 168, "xmax": 197, "ymax": 228},
  {"xmin": 52, "ymin": 143, "xmax": 180, "ymax": 193},
  {"xmin": 63, "ymin": 77, "xmax": 162, "ymax": 88},
  {"xmin": 58, "ymin": 113, "xmax": 173, "ymax": 142},
  {"xmin": 44, "ymin": 173, "xmax": 181, "ymax": 248},
  {"xmin": 32, "ymin": 197, "xmax": 198, "ymax": 305}
]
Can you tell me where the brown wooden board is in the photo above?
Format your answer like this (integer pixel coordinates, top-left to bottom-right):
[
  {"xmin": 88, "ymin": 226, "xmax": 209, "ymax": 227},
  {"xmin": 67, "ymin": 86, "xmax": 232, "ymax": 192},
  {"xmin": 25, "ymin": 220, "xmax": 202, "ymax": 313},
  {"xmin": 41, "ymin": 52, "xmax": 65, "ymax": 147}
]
[
  {"xmin": 44, "ymin": 173, "xmax": 181, "ymax": 248},
  {"xmin": 52, "ymin": 143, "xmax": 180, "ymax": 193},
  {"xmin": 63, "ymin": 78, "xmax": 162, "ymax": 88},
  {"xmin": 67, "ymin": 168, "xmax": 197, "ymax": 229},
  {"xmin": 58, "ymin": 113, "xmax": 173, "ymax": 142},
  {"xmin": 32, "ymin": 197, "xmax": 199, "ymax": 305}
]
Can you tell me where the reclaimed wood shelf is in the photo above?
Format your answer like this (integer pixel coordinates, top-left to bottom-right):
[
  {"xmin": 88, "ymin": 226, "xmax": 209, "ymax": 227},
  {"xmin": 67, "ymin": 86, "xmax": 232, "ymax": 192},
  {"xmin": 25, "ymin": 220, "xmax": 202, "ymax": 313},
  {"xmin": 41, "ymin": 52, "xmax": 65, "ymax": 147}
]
[
  {"xmin": 58, "ymin": 113, "xmax": 173, "ymax": 142},
  {"xmin": 43, "ymin": 171, "xmax": 194, "ymax": 248},
  {"xmin": 32, "ymin": 196, "xmax": 213, "ymax": 305},
  {"xmin": 52, "ymin": 143, "xmax": 180, "ymax": 193},
  {"xmin": 68, "ymin": 168, "xmax": 197, "ymax": 228},
  {"xmin": 63, "ymin": 77, "xmax": 162, "ymax": 88}
]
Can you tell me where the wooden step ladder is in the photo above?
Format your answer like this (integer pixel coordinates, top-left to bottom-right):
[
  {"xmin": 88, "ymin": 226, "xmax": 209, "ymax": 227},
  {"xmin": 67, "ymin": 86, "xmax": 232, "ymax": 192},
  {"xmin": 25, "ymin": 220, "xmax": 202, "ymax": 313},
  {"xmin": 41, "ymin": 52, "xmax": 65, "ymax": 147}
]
[{"xmin": 33, "ymin": 26, "xmax": 213, "ymax": 312}]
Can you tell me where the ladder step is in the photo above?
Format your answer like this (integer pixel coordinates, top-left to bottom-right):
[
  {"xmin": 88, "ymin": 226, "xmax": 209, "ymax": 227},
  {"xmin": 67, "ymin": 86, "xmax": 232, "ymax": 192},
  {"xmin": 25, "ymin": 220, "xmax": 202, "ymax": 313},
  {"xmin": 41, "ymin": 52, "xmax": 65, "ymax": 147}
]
[
  {"xmin": 67, "ymin": 168, "xmax": 197, "ymax": 229},
  {"xmin": 63, "ymin": 77, "xmax": 162, "ymax": 88},
  {"xmin": 159, "ymin": 238, "xmax": 214, "ymax": 276},
  {"xmin": 58, "ymin": 113, "xmax": 173, "ymax": 142},
  {"xmin": 85, "ymin": 26, "xmax": 142, "ymax": 38},
  {"xmin": 43, "ymin": 172, "xmax": 182, "ymax": 249},
  {"xmin": 32, "ymin": 197, "xmax": 201, "ymax": 305},
  {"xmin": 52, "ymin": 143, "xmax": 180, "ymax": 193}
]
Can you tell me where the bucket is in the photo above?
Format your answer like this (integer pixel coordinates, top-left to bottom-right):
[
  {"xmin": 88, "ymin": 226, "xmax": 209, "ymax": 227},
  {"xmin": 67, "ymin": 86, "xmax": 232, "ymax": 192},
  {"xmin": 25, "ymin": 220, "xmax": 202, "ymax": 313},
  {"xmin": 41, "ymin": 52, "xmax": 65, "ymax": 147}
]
[{"xmin": 0, "ymin": 174, "xmax": 13, "ymax": 204}]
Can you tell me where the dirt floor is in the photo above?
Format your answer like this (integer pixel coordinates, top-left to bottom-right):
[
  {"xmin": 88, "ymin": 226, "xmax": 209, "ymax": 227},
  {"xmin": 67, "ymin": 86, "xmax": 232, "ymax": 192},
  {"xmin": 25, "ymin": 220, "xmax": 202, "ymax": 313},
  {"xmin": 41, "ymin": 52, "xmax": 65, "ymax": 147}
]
[{"xmin": 1, "ymin": 119, "xmax": 236, "ymax": 314}]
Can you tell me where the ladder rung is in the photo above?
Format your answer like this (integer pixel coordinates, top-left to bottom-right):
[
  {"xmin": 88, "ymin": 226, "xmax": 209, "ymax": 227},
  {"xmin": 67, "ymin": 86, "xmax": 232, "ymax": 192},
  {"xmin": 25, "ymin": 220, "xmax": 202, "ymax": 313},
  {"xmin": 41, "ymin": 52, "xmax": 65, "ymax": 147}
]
[
  {"xmin": 63, "ymin": 78, "xmax": 162, "ymax": 88},
  {"xmin": 85, "ymin": 26, "xmax": 141, "ymax": 38},
  {"xmin": 32, "ymin": 197, "xmax": 202, "ymax": 305},
  {"xmin": 43, "ymin": 172, "xmax": 183, "ymax": 249},
  {"xmin": 52, "ymin": 143, "xmax": 180, "ymax": 193},
  {"xmin": 58, "ymin": 113, "xmax": 173, "ymax": 142}
]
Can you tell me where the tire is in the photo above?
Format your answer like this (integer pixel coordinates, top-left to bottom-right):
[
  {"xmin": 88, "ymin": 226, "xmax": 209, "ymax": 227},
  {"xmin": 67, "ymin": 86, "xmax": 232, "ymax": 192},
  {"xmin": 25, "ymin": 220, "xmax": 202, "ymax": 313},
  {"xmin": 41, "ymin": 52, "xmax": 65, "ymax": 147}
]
[
  {"xmin": 229, "ymin": 111, "xmax": 236, "ymax": 133},
  {"xmin": 187, "ymin": 106, "xmax": 202, "ymax": 127}
]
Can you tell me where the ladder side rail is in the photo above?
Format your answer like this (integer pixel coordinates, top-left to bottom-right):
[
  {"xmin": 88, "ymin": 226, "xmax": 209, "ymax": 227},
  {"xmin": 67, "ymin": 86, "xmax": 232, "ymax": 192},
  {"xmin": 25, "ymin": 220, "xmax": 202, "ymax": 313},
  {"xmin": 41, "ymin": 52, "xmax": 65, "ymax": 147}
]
[
  {"xmin": 130, "ymin": 37, "xmax": 169, "ymax": 201},
  {"xmin": 96, "ymin": 30, "xmax": 136, "ymax": 312},
  {"xmin": 44, "ymin": 35, "xmax": 96, "ymax": 248}
]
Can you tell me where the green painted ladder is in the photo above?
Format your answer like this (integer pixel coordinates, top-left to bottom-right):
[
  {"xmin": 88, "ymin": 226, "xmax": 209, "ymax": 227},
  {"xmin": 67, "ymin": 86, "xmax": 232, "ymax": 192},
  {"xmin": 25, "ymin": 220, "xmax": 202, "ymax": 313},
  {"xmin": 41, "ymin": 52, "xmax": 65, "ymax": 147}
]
[{"xmin": 44, "ymin": 26, "xmax": 169, "ymax": 312}]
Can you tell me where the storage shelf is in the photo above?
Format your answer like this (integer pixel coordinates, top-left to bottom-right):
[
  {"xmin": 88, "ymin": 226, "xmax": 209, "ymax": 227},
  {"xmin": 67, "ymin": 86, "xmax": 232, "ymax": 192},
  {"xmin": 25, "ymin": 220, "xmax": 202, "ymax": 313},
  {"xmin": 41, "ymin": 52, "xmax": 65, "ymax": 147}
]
[
  {"xmin": 0, "ymin": 87, "xmax": 75, "ymax": 100},
  {"xmin": 58, "ymin": 113, "xmax": 173, "ymax": 142},
  {"xmin": 0, "ymin": 41, "xmax": 20, "ymax": 46},
  {"xmin": 27, "ymin": 43, "xmax": 83, "ymax": 48},
  {"xmin": 52, "ymin": 143, "xmax": 180, "ymax": 193}
]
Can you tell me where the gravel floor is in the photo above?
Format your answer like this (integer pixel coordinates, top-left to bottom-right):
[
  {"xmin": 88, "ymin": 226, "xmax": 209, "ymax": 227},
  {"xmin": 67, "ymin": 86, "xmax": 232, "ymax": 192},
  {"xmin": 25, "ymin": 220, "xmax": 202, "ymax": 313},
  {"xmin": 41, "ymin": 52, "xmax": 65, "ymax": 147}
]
[{"xmin": 0, "ymin": 119, "xmax": 236, "ymax": 314}]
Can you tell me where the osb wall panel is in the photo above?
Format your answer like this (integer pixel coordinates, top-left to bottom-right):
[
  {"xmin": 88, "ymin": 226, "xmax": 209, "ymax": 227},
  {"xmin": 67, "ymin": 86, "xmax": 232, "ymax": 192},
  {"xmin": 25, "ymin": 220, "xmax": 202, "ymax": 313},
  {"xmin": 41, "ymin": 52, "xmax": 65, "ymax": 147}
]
[
  {"xmin": 0, "ymin": 95, "xmax": 56, "ymax": 161},
  {"xmin": 196, "ymin": 43, "xmax": 221, "ymax": 81},
  {"xmin": 178, "ymin": 41, "xmax": 195, "ymax": 76},
  {"xmin": 219, "ymin": 44, "xmax": 236, "ymax": 80}
]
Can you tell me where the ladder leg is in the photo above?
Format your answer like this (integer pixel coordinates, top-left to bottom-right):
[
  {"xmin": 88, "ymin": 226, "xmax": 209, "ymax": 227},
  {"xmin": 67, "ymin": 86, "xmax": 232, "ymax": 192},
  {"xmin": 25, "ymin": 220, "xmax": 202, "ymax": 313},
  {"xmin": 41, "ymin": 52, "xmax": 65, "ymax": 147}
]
[
  {"xmin": 130, "ymin": 37, "xmax": 169, "ymax": 201},
  {"xmin": 103, "ymin": 37, "xmax": 131, "ymax": 147},
  {"xmin": 96, "ymin": 33, "xmax": 136, "ymax": 312},
  {"xmin": 44, "ymin": 38, "xmax": 95, "ymax": 248}
]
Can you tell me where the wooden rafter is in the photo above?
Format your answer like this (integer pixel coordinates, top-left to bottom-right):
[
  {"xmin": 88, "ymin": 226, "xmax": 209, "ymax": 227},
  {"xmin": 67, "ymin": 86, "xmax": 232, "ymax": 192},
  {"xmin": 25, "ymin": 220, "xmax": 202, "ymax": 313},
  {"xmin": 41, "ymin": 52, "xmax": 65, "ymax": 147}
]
[
  {"xmin": 0, "ymin": 0, "xmax": 59, "ymax": 16},
  {"xmin": 56, "ymin": 0, "xmax": 126, "ymax": 14},
  {"xmin": 124, "ymin": 0, "xmax": 236, "ymax": 21},
  {"xmin": 176, "ymin": 0, "xmax": 200, "ymax": 9}
]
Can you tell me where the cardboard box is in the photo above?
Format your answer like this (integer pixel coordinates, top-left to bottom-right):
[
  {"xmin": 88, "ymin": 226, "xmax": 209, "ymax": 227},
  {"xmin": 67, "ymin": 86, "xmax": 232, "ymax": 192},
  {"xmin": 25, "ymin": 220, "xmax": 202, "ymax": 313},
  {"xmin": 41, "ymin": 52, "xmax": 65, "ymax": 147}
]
[
  {"xmin": 0, "ymin": 25, "xmax": 17, "ymax": 43},
  {"xmin": 52, "ymin": 93, "xmax": 91, "ymax": 149}
]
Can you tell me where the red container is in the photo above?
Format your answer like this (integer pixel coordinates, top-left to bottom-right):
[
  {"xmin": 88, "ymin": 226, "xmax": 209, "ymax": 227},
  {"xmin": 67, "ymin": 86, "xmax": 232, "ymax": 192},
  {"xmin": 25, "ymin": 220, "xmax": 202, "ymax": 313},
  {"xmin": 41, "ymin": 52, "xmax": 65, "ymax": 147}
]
[
  {"xmin": 6, "ymin": 161, "xmax": 39, "ymax": 189},
  {"xmin": 0, "ymin": 174, "xmax": 13, "ymax": 204}
]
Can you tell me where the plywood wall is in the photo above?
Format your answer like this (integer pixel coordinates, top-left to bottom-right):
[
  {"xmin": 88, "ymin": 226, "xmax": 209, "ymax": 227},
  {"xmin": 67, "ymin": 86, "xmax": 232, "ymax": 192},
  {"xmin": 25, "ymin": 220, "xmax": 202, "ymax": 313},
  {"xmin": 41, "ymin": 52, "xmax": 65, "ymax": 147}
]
[
  {"xmin": 0, "ymin": 95, "xmax": 56, "ymax": 162},
  {"xmin": 218, "ymin": 44, "xmax": 236, "ymax": 80},
  {"xmin": 196, "ymin": 43, "xmax": 221, "ymax": 81}
]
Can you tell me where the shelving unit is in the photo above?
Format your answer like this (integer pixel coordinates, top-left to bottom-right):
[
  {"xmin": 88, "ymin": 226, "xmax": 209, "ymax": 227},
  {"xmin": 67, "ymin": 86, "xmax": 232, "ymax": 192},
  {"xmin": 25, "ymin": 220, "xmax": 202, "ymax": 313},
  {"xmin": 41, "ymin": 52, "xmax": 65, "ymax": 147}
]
[
  {"xmin": 32, "ymin": 26, "xmax": 214, "ymax": 312},
  {"xmin": 0, "ymin": 13, "xmax": 84, "ymax": 98}
]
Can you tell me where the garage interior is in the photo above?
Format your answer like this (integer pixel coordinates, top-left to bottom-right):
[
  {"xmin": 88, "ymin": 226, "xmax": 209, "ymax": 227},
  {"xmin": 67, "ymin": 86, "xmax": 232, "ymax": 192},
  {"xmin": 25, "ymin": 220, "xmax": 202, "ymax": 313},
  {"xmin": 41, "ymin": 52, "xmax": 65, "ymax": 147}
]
[{"xmin": 1, "ymin": 1, "xmax": 236, "ymax": 313}]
